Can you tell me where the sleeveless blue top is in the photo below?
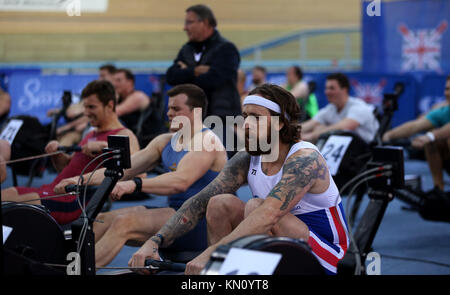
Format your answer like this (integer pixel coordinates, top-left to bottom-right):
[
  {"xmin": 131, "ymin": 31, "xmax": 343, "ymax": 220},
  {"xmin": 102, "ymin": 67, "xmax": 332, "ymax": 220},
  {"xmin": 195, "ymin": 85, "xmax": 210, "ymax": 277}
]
[{"xmin": 161, "ymin": 128, "xmax": 220, "ymax": 209}]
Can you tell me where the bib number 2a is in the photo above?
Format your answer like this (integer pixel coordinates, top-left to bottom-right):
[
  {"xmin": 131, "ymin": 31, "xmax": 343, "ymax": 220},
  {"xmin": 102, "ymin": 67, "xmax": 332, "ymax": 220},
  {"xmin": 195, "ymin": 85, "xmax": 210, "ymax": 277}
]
[{"xmin": 320, "ymin": 135, "xmax": 353, "ymax": 176}]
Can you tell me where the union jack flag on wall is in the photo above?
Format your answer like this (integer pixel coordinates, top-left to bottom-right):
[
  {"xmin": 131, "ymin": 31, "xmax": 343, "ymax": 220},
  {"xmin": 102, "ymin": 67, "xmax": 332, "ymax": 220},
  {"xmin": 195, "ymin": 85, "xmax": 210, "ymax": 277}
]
[{"xmin": 398, "ymin": 21, "xmax": 448, "ymax": 72}]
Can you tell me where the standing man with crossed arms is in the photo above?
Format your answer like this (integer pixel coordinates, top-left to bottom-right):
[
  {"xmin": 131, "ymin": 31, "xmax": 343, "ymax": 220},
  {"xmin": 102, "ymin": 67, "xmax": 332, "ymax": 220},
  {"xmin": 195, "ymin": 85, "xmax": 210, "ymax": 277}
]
[{"xmin": 166, "ymin": 4, "xmax": 241, "ymax": 153}]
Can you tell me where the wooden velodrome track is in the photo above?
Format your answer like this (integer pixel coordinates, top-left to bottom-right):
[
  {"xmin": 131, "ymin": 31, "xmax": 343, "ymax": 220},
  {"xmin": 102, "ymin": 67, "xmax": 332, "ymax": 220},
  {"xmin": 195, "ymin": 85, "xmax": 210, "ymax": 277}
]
[{"xmin": 0, "ymin": 0, "xmax": 360, "ymax": 63}]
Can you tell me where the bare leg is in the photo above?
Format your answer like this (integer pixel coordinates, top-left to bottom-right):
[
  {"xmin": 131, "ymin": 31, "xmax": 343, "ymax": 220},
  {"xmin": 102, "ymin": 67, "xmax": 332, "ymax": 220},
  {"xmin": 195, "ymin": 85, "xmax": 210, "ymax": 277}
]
[
  {"xmin": 244, "ymin": 198, "xmax": 264, "ymax": 218},
  {"xmin": 1, "ymin": 187, "xmax": 19, "ymax": 200},
  {"xmin": 94, "ymin": 207, "xmax": 146, "ymax": 243},
  {"xmin": 271, "ymin": 214, "xmax": 310, "ymax": 241},
  {"xmin": 1, "ymin": 187, "xmax": 41, "ymax": 205},
  {"xmin": 244, "ymin": 198, "xmax": 309, "ymax": 241},
  {"xmin": 95, "ymin": 206, "xmax": 176, "ymax": 267},
  {"xmin": 424, "ymin": 139, "xmax": 450, "ymax": 190},
  {"xmin": 206, "ymin": 194, "xmax": 245, "ymax": 245}
]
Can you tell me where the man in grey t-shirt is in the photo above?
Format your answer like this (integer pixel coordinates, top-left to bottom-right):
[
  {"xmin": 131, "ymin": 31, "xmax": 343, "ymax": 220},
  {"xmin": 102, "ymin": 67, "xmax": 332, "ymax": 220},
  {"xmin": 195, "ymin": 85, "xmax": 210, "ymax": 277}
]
[{"xmin": 301, "ymin": 73, "xmax": 379, "ymax": 144}]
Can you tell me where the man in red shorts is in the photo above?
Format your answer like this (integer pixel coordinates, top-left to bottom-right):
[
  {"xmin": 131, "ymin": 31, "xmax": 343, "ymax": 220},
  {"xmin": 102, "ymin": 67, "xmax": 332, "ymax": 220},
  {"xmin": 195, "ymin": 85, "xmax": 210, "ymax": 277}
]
[{"xmin": 1, "ymin": 80, "xmax": 140, "ymax": 224}]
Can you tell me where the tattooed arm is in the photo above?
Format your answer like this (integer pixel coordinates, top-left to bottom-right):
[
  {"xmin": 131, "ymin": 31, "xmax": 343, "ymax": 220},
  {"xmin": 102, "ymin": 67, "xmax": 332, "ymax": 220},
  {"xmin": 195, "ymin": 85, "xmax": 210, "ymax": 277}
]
[
  {"xmin": 183, "ymin": 148, "xmax": 329, "ymax": 274},
  {"xmin": 128, "ymin": 151, "xmax": 250, "ymax": 270},
  {"xmin": 156, "ymin": 151, "xmax": 250, "ymax": 246},
  {"xmin": 219, "ymin": 148, "xmax": 326, "ymax": 236}
]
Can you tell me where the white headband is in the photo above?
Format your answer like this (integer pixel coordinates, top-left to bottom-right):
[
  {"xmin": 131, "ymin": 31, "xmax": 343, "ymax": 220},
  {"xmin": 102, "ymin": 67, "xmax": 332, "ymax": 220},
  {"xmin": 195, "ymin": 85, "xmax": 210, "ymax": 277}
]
[{"xmin": 243, "ymin": 95, "xmax": 290, "ymax": 120}]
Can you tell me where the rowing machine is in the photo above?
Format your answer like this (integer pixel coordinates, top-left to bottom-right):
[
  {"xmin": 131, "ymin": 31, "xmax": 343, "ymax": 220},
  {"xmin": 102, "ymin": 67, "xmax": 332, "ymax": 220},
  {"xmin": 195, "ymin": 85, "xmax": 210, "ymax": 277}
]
[{"xmin": 2, "ymin": 135, "xmax": 131, "ymax": 275}]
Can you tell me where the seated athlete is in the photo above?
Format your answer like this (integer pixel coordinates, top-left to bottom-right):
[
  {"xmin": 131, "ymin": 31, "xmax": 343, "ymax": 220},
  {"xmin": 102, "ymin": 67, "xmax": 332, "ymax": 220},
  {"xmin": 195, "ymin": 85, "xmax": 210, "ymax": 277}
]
[
  {"xmin": 1, "ymin": 80, "xmax": 140, "ymax": 224},
  {"xmin": 113, "ymin": 68, "xmax": 150, "ymax": 132},
  {"xmin": 129, "ymin": 84, "xmax": 349, "ymax": 275},
  {"xmin": 383, "ymin": 75, "xmax": 450, "ymax": 193},
  {"xmin": 283, "ymin": 65, "xmax": 318, "ymax": 121},
  {"xmin": 301, "ymin": 73, "xmax": 379, "ymax": 144},
  {"xmin": 52, "ymin": 64, "xmax": 118, "ymax": 147},
  {"xmin": 54, "ymin": 84, "xmax": 227, "ymax": 267}
]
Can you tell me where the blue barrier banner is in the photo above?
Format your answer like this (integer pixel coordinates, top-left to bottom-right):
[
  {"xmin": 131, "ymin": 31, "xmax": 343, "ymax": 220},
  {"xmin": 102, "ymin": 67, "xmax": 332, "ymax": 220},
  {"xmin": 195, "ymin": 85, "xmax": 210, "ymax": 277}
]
[
  {"xmin": 5, "ymin": 70, "xmax": 426, "ymax": 129},
  {"xmin": 347, "ymin": 73, "xmax": 418, "ymax": 127},
  {"xmin": 8, "ymin": 74, "xmax": 97, "ymax": 124},
  {"xmin": 363, "ymin": 0, "xmax": 450, "ymax": 74},
  {"xmin": 7, "ymin": 73, "xmax": 160, "ymax": 125},
  {"xmin": 0, "ymin": 69, "xmax": 41, "ymax": 91},
  {"xmin": 135, "ymin": 73, "xmax": 160, "ymax": 97}
]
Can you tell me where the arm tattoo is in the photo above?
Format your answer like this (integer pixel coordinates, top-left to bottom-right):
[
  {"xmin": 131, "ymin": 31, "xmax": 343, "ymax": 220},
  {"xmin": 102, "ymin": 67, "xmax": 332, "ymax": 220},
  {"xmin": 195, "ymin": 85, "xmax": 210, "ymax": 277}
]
[
  {"xmin": 267, "ymin": 150, "xmax": 327, "ymax": 211},
  {"xmin": 157, "ymin": 151, "xmax": 251, "ymax": 247}
]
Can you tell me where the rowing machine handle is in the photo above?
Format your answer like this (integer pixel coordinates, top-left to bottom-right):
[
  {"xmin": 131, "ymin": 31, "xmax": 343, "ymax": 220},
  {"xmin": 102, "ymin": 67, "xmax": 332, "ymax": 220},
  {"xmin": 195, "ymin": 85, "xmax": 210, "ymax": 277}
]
[
  {"xmin": 57, "ymin": 145, "xmax": 82, "ymax": 153},
  {"xmin": 145, "ymin": 259, "xmax": 186, "ymax": 272},
  {"xmin": 65, "ymin": 184, "xmax": 80, "ymax": 192}
]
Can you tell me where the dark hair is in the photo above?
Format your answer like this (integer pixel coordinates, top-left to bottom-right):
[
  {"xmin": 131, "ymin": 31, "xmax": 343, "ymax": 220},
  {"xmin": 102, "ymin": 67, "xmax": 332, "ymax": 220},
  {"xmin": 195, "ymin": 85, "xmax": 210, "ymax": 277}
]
[
  {"xmin": 253, "ymin": 66, "xmax": 267, "ymax": 74},
  {"xmin": 447, "ymin": 75, "xmax": 450, "ymax": 81},
  {"xmin": 248, "ymin": 84, "xmax": 302, "ymax": 144},
  {"xmin": 291, "ymin": 66, "xmax": 303, "ymax": 81},
  {"xmin": 115, "ymin": 68, "xmax": 135, "ymax": 84},
  {"xmin": 167, "ymin": 84, "xmax": 208, "ymax": 118},
  {"xmin": 81, "ymin": 80, "xmax": 117, "ymax": 111},
  {"xmin": 326, "ymin": 72, "xmax": 350, "ymax": 92},
  {"xmin": 99, "ymin": 64, "xmax": 116, "ymax": 74},
  {"xmin": 186, "ymin": 4, "xmax": 217, "ymax": 28}
]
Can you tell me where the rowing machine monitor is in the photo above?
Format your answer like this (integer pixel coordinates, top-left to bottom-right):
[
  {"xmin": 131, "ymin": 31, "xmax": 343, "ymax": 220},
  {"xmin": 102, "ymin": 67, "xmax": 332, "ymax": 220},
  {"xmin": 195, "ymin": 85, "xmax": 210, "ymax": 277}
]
[
  {"xmin": 367, "ymin": 146, "xmax": 404, "ymax": 190},
  {"xmin": 103, "ymin": 135, "xmax": 131, "ymax": 171}
]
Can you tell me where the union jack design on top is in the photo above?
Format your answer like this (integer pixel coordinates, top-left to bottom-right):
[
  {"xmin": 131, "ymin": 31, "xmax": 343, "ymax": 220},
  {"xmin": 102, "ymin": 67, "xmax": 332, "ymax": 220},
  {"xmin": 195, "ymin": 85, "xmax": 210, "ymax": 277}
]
[{"xmin": 398, "ymin": 20, "xmax": 448, "ymax": 72}]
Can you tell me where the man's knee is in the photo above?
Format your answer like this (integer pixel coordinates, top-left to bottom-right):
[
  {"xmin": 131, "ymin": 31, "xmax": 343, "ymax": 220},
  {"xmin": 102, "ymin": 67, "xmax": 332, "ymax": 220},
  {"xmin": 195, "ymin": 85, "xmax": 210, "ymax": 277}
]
[
  {"xmin": 244, "ymin": 198, "xmax": 264, "ymax": 218},
  {"xmin": 97, "ymin": 212, "xmax": 108, "ymax": 222},
  {"xmin": 1, "ymin": 187, "xmax": 18, "ymax": 199},
  {"xmin": 206, "ymin": 194, "xmax": 241, "ymax": 223},
  {"xmin": 110, "ymin": 213, "xmax": 139, "ymax": 237}
]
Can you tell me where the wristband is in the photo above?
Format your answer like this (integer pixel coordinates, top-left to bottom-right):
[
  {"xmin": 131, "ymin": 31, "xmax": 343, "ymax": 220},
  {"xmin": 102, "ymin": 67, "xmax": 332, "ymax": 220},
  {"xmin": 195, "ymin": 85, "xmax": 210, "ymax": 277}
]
[
  {"xmin": 133, "ymin": 177, "xmax": 142, "ymax": 193},
  {"xmin": 426, "ymin": 132, "xmax": 435, "ymax": 142},
  {"xmin": 153, "ymin": 233, "xmax": 164, "ymax": 247}
]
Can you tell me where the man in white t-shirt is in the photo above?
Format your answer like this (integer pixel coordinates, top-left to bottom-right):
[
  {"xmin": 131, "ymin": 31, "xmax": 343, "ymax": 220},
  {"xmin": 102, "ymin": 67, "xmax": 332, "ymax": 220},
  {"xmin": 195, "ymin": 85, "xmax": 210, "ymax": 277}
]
[{"xmin": 301, "ymin": 73, "xmax": 379, "ymax": 144}]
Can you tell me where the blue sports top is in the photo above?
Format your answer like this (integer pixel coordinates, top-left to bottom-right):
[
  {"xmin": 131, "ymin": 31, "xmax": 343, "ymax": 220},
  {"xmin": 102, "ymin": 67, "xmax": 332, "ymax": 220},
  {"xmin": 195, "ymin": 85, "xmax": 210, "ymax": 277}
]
[
  {"xmin": 425, "ymin": 105, "xmax": 450, "ymax": 128},
  {"xmin": 161, "ymin": 128, "xmax": 220, "ymax": 209}
]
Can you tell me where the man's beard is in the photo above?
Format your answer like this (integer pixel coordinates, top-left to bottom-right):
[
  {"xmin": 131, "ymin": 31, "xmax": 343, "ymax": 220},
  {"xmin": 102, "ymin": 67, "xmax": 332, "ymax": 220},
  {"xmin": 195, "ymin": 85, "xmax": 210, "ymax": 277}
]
[{"xmin": 244, "ymin": 130, "xmax": 272, "ymax": 156}]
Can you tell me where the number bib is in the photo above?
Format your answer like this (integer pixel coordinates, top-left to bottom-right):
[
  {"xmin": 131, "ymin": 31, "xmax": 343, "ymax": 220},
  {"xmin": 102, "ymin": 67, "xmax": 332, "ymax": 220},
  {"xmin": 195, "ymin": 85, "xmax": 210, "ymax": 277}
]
[
  {"xmin": 0, "ymin": 119, "xmax": 24, "ymax": 144},
  {"xmin": 320, "ymin": 135, "xmax": 353, "ymax": 176}
]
